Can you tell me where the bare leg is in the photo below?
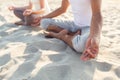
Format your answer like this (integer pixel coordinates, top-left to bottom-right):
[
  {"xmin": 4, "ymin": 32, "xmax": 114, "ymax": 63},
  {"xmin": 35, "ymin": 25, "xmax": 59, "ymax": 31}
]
[
  {"xmin": 46, "ymin": 25, "xmax": 81, "ymax": 35},
  {"xmin": 13, "ymin": 8, "xmax": 26, "ymax": 25},
  {"xmin": 47, "ymin": 24, "xmax": 64, "ymax": 33},
  {"xmin": 45, "ymin": 29, "xmax": 80, "ymax": 48},
  {"xmin": 44, "ymin": 24, "xmax": 64, "ymax": 38}
]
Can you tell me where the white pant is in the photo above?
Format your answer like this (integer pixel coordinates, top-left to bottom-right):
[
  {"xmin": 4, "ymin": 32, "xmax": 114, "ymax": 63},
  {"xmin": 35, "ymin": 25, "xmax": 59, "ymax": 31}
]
[
  {"xmin": 40, "ymin": 18, "xmax": 90, "ymax": 52},
  {"xmin": 72, "ymin": 27, "xmax": 90, "ymax": 52}
]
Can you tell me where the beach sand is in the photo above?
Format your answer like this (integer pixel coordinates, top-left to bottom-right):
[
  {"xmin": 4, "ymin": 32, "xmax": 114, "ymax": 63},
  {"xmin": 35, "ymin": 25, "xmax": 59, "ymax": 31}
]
[{"xmin": 0, "ymin": 0, "xmax": 120, "ymax": 80}]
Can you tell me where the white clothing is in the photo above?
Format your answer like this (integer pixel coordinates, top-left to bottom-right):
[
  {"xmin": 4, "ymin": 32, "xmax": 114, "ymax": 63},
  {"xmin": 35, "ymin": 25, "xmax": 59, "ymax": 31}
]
[
  {"xmin": 40, "ymin": 18, "xmax": 90, "ymax": 52},
  {"xmin": 69, "ymin": 0, "xmax": 92, "ymax": 27}
]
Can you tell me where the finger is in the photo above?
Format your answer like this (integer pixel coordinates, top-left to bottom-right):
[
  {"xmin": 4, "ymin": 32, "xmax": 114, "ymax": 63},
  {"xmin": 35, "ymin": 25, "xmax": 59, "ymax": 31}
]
[
  {"xmin": 31, "ymin": 23, "xmax": 37, "ymax": 27},
  {"xmin": 31, "ymin": 22, "xmax": 40, "ymax": 27},
  {"xmin": 86, "ymin": 49, "xmax": 96, "ymax": 58},
  {"xmin": 80, "ymin": 50, "xmax": 89, "ymax": 60},
  {"xmin": 75, "ymin": 30, "xmax": 80, "ymax": 36},
  {"xmin": 31, "ymin": 24, "xmax": 35, "ymax": 27},
  {"xmin": 8, "ymin": 7, "xmax": 13, "ymax": 11},
  {"xmin": 34, "ymin": 17, "xmax": 41, "ymax": 21},
  {"xmin": 80, "ymin": 52, "xmax": 91, "ymax": 61},
  {"xmin": 81, "ymin": 48, "xmax": 96, "ymax": 61},
  {"xmin": 91, "ymin": 48, "xmax": 99, "ymax": 58},
  {"xmin": 91, "ymin": 44, "xmax": 99, "ymax": 54},
  {"xmin": 36, "ymin": 22, "xmax": 40, "ymax": 25},
  {"xmin": 23, "ymin": 12, "xmax": 26, "ymax": 15},
  {"xmin": 83, "ymin": 55, "xmax": 91, "ymax": 61},
  {"xmin": 34, "ymin": 22, "xmax": 40, "ymax": 27}
]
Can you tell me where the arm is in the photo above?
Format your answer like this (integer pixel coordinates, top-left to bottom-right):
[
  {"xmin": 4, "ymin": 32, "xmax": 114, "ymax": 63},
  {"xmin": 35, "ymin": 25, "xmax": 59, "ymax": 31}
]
[
  {"xmin": 31, "ymin": 0, "xmax": 69, "ymax": 27},
  {"xmin": 8, "ymin": 0, "xmax": 32, "ymax": 11},
  {"xmin": 90, "ymin": 0, "xmax": 102, "ymax": 38},
  {"xmin": 81, "ymin": 0, "xmax": 103, "ymax": 61},
  {"xmin": 32, "ymin": 0, "xmax": 45, "ymax": 14},
  {"xmin": 42, "ymin": 0, "xmax": 70, "ymax": 18}
]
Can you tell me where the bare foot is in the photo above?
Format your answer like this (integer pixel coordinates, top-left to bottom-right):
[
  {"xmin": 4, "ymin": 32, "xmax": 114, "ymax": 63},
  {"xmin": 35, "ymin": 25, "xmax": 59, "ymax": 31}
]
[
  {"xmin": 68, "ymin": 30, "xmax": 81, "ymax": 36},
  {"xmin": 44, "ymin": 31, "xmax": 54, "ymax": 38},
  {"xmin": 44, "ymin": 29, "xmax": 68, "ymax": 39},
  {"xmin": 74, "ymin": 30, "xmax": 81, "ymax": 36}
]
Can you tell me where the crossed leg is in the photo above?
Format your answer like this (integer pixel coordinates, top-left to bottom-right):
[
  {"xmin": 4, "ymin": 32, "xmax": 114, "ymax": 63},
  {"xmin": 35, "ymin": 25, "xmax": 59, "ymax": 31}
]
[
  {"xmin": 45, "ymin": 26, "xmax": 95, "ymax": 61},
  {"xmin": 45, "ymin": 29, "xmax": 80, "ymax": 48},
  {"xmin": 13, "ymin": 8, "xmax": 26, "ymax": 25},
  {"xmin": 47, "ymin": 24, "xmax": 66, "ymax": 33},
  {"xmin": 46, "ymin": 24, "xmax": 81, "ymax": 36}
]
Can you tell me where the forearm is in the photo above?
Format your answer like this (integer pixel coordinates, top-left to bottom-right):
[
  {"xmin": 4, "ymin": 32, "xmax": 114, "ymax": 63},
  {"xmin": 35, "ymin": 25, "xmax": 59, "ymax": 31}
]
[
  {"xmin": 90, "ymin": 13, "xmax": 102, "ymax": 38},
  {"xmin": 32, "ymin": 8, "xmax": 45, "ymax": 14},
  {"xmin": 42, "ymin": 7, "xmax": 66, "ymax": 18},
  {"xmin": 41, "ymin": 0, "xmax": 69, "ymax": 18},
  {"xmin": 14, "ymin": 2, "xmax": 32, "ymax": 10},
  {"xmin": 14, "ymin": 6, "xmax": 30, "ymax": 10}
]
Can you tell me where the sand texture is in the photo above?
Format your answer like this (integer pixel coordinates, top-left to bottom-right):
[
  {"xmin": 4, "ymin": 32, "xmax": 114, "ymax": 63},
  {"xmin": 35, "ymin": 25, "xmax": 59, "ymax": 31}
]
[{"xmin": 0, "ymin": 0, "xmax": 120, "ymax": 80}]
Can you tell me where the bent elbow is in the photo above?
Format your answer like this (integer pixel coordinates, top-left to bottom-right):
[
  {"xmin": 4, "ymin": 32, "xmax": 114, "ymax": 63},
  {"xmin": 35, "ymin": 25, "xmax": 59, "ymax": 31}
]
[{"xmin": 59, "ymin": 7, "xmax": 67, "ymax": 13}]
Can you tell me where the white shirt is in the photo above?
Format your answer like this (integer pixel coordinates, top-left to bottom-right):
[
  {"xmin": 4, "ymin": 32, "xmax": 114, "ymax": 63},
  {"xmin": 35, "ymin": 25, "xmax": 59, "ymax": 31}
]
[{"xmin": 69, "ymin": 0, "xmax": 92, "ymax": 27}]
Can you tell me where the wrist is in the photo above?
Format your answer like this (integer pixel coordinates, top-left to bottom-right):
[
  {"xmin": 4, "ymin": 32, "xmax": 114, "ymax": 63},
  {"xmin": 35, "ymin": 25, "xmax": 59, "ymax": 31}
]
[
  {"xmin": 89, "ymin": 34, "xmax": 101, "ymax": 44},
  {"xmin": 89, "ymin": 32, "xmax": 101, "ymax": 38},
  {"xmin": 31, "ymin": 11, "xmax": 34, "ymax": 14},
  {"xmin": 90, "ymin": 35, "xmax": 100, "ymax": 38},
  {"xmin": 41, "ymin": 16, "xmax": 45, "ymax": 19},
  {"xmin": 13, "ymin": 6, "xmax": 16, "ymax": 10}
]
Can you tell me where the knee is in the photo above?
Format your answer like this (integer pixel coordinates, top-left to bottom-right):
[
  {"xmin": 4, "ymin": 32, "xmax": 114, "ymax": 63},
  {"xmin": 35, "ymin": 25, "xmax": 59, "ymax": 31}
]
[
  {"xmin": 40, "ymin": 18, "xmax": 52, "ymax": 30},
  {"xmin": 13, "ymin": 9, "xmax": 18, "ymax": 15},
  {"xmin": 13, "ymin": 9, "xmax": 21, "ymax": 17},
  {"xmin": 13, "ymin": 10, "xmax": 18, "ymax": 15},
  {"xmin": 72, "ymin": 35, "xmax": 86, "ymax": 53}
]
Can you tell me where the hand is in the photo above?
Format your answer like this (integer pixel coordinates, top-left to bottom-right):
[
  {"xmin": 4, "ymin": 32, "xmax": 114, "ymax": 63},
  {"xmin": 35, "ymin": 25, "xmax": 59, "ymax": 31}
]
[
  {"xmin": 23, "ymin": 9, "xmax": 32, "ymax": 16},
  {"xmin": 31, "ymin": 17, "xmax": 41, "ymax": 27},
  {"xmin": 31, "ymin": 21, "xmax": 40, "ymax": 27},
  {"xmin": 80, "ymin": 36, "xmax": 100, "ymax": 61},
  {"xmin": 8, "ymin": 6, "xmax": 15, "ymax": 11}
]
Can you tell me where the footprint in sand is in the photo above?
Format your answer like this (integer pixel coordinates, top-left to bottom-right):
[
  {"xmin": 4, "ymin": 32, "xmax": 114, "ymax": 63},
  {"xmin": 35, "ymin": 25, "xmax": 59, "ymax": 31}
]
[
  {"xmin": 114, "ymin": 66, "xmax": 120, "ymax": 78},
  {"xmin": 108, "ymin": 35, "xmax": 116, "ymax": 38},
  {"xmin": 0, "ymin": 15, "xmax": 6, "ymax": 22},
  {"xmin": 17, "ymin": 45, "xmax": 41, "ymax": 62},
  {"xmin": 102, "ymin": 31, "xmax": 108, "ymax": 34},
  {"xmin": 0, "ymin": 31, "xmax": 9, "ymax": 37},
  {"xmin": 48, "ymin": 53, "xmax": 67, "ymax": 62},
  {"xmin": 0, "ymin": 53, "xmax": 11, "ymax": 66},
  {"xmin": 104, "ymin": 77, "xmax": 114, "ymax": 80},
  {"xmin": 117, "ymin": 26, "xmax": 120, "ymax": 30},
  {"xmin": 31, "ymin": 39, "xmax": 67, "ymax": 52},
  {"xmin": 9, "ymin": 54, "xmax": 40, "ymax": 80},
  {"xmin": 30, "ymin": 65, "xmax": 71, "ymax": 80},
  {"xmin": 96, "ymin": 62, "xmax": 112, "ymax": 72},
  {"xmin": 24, "ymin": 45, "xmax": 39, "ymax": 54},
  {"xmin": 115, "ymin": 19, "xmax": 120, "ymax": 25},
  {"xmin": 9, "ymin": 61, "xmax": 35, "ymax": 79}
]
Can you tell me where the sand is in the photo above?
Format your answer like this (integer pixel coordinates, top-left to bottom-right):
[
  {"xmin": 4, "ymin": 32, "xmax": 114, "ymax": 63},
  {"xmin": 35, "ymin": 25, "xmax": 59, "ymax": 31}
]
[{"xmin": 0, "ymin": 0, "xmax": 120, "ymax": 80}]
